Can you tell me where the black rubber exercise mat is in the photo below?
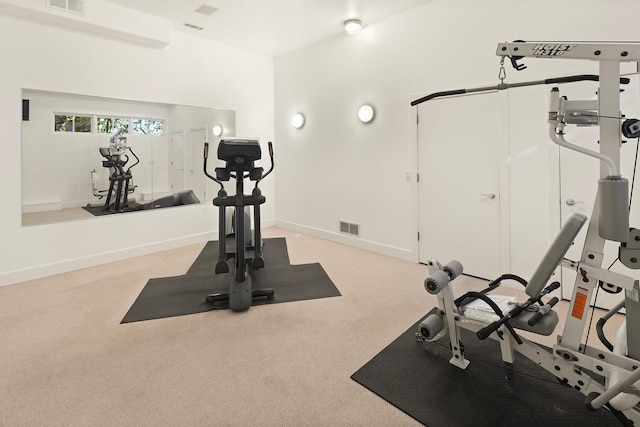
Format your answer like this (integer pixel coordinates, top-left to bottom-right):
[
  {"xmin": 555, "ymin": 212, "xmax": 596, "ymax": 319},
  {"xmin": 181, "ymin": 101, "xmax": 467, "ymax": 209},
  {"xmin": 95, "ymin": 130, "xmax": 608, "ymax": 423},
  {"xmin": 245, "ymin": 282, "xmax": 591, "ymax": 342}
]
[
  {"xmin": 121, "ymin": 238, "xmax": 340, "ymax": 323},
  {"xmin": 351, "ymin": 318, "xmax": 616, "ymax": 427},
  {"xmin": 186, "ymin": 238, "xmax": 290, "ymax": 275},
  {"xmin": 82, "ymin": 202, "xmax": 143, "ymax": 216}
]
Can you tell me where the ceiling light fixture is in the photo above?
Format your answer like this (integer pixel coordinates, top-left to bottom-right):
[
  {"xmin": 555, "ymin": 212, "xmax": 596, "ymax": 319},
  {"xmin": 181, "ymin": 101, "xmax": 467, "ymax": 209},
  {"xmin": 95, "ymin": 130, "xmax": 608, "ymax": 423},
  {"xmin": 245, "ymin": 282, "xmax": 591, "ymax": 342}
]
[
  {"xmin": 344, "ymin": 19, "xmax": 362, "ymax": 35},
  {"xmin": 212, "ymin": 125, "xmax": 223, "ymax": 137}
]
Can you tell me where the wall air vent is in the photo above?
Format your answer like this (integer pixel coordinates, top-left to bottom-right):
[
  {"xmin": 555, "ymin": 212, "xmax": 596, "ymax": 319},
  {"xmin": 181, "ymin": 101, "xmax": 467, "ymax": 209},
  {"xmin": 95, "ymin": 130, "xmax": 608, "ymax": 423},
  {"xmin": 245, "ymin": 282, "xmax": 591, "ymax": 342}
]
[
  {"xmin": 47, "ymin": 0, "xmax": 84, "ymax": 16},
  {"xmin": 183, "ymin": 22, "xmax": 204, "ymax": 31},
  {"xmin": 340, "ymin": 221, "xmax": 360, "ymax": 237},
  {"xmin": 195, "ymin": 4, "xmax": 218, "ymax": 16}
]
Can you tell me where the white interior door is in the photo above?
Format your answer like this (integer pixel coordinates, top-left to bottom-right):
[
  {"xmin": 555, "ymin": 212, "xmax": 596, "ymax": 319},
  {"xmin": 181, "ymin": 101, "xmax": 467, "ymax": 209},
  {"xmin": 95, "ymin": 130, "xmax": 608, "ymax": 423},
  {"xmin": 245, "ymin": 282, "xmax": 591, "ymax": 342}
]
[
  {"xmin": 169, "ymin": 131, "xmax": 185, "ymax": 193},
  {"xmin": 417, "ymin": 92, "xmax": 501, "ymax": 280},
  {"xmin": 504, "ymin": 85, "xmax": 561, "ymax": 281},
  {"xmin": 559, "ymin": 76, "xmax": 640, "ymax": 309}
]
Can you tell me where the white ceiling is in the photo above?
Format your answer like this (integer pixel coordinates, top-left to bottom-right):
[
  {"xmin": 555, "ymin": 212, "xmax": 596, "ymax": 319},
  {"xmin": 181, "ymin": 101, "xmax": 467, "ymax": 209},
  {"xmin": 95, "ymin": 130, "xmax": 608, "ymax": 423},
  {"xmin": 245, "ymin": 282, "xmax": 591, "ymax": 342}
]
[{"xmin": 101, "ymin": 0, "xmax": 435, "ymax": 56}]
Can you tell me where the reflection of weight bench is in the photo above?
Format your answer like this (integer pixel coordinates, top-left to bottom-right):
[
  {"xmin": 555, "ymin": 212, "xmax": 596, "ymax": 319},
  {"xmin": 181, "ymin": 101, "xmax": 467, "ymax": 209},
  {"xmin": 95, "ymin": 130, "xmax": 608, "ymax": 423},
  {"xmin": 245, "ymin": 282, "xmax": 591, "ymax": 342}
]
[{"xmin": 418, "ymin": 212, "xmax": 640, "ymax": 424}]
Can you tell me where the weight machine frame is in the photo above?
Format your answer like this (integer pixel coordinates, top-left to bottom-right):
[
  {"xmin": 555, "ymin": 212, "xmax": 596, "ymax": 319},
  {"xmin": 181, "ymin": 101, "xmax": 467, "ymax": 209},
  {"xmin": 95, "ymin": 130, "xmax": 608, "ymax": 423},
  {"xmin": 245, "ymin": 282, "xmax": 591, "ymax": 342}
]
[{"xmin": 416, "ymin": 41, "xmax": 640, "ymax": 425}]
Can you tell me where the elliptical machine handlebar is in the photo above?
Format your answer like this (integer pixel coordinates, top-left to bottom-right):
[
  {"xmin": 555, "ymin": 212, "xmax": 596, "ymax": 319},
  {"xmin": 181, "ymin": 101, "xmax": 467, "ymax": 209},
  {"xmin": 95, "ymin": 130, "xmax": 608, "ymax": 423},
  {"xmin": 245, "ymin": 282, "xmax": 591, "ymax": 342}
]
[
  {"xmin": 203, "ymin": 142, "xmax": 225, "ymax": 193},
  {"xmin": 255, "ymin": 141, "xmax": 274, "ymax": 189},
  {"xmin": 126, "ymin": 147, "xmax": 140, "ymax": 173},
  {"xmin": 263, "ymin": 141, "xmax": 275, "ymax": 179}
]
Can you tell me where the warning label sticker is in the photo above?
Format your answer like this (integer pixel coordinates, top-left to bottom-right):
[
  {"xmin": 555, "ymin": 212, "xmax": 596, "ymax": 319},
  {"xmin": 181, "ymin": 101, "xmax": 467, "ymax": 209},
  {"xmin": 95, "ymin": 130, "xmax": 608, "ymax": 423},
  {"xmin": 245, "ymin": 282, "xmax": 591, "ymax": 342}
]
[{"xmin": 571, "ymin": 286, "xmax": 589, "ymax": 320}]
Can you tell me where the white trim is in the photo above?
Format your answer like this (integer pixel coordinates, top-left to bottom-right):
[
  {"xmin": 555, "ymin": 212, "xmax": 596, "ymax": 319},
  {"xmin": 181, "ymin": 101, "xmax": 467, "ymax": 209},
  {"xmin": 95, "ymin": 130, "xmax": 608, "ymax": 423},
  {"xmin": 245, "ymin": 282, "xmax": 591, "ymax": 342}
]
[
  {"xmin": 22, "ymin": 201, "xmax": 63, "ymax": 213},
  {"xmin": 0, "ymin": 217, "xmax": 276, "ymax": 286},
  {"xmin": 409, "ymin": 98, "xmax": 420, "ymax": 264},
  {"xmin": 0, "ymin": 231, "xmax": 215, "ymax": 286},
  {"xmin": 275, "ymin": 219, "xmax": 414, "ymax": 262}
]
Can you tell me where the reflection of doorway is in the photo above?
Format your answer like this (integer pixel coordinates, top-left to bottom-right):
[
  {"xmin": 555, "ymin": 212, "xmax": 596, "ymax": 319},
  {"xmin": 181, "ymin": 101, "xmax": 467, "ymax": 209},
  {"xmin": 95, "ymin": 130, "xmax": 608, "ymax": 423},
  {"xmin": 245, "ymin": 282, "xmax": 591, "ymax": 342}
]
[
  {"xmin": 169, "ymin": 131, "xmax": 185, "ymax": 192},
  {"xmin": 188, "ymin": 126, "xmax": 207, "ymax": 202}
]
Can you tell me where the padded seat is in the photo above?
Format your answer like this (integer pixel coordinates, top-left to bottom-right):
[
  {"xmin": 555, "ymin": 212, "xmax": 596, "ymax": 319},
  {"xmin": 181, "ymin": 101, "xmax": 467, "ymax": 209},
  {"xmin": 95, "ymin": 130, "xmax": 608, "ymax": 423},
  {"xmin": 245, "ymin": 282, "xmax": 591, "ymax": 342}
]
[{"xmin": 526, "ymin": 213, "xmax": 588, "ymax": 298}]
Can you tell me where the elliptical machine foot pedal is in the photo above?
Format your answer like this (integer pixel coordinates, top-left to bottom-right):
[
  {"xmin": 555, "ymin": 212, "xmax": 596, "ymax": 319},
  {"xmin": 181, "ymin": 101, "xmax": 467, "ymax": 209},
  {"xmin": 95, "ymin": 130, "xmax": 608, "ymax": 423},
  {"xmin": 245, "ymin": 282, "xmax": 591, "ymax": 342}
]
[
  {"xmin": 215, "ymin": 259, "xmax": 230, "ymax": 274},
  {"xmin": 205, "ymin": 292, "xmax": 230, "ymax": 308},
  {"xmin": 252, "ymin": 288, "xmax": 274, "ymax": 299},
  {"xmin": 251, "ymin": 256, "xmax": 265, "ymax": 269},
  {"xmin": 205, "ymin": 288, "xmax": 274, "ymax": 310}
]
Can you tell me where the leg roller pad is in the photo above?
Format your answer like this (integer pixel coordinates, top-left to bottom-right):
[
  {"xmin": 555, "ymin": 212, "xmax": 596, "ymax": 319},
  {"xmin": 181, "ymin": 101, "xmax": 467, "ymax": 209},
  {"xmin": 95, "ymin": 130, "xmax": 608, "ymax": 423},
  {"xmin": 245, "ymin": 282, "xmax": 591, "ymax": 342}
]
[
  {"xmin": 443, "ymin": 260, "xmax": 463, "ymax": 280},
  {"xmin": 419, "ymin": 313, "xmax": 445, "ymax": 341},
  {"xmin": 425, "ymin": 270, "xmax": 450, "ymax": 294}
]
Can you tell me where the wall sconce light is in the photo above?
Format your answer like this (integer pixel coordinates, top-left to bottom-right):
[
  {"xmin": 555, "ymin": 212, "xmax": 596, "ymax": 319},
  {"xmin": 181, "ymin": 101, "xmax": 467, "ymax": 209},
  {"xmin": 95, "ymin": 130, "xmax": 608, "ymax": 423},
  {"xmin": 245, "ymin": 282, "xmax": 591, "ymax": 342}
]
[
  {"xmin": 292, "ymin": 113, "xmax": 305, "ymax": 129},
  {"xmin": 358, "ymin": 104, "xmax": 375, "ymax": 123},
  {"xmin": 344, "ymin": 19, "xmax": 362, "ymax": 35},
  {"xmin": 212, "ymin": 124, "xmax": 223, "ymax": 137}
]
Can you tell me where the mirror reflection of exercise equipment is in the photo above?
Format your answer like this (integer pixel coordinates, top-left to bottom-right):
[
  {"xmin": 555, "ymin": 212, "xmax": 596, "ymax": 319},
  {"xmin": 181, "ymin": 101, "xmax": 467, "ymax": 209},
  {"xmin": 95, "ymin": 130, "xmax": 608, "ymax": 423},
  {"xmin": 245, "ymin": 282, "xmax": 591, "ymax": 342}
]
[
  {"xmin": 90, "ymin": 128, "xmax": 139, "ymax": 213},
  {"xmin": 415, "ymin": 41, "xmax": 640, "ymax": 426},
  {"xmin": 88, "ymin": 128, "xmax": 201, "ymax": 214},
  {"xmin": 21, "ymin": 90, "xmax": 236, "ymax": 226},
  {"xmin": 203, "ymin": 138, "xmax": 275, "ymax": 312}
]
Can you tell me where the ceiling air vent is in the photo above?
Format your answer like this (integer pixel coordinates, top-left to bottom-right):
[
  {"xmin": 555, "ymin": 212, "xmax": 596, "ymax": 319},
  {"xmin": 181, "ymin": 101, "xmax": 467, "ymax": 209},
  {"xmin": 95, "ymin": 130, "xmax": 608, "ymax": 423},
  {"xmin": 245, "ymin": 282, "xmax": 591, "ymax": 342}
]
[
  {"xmin": 195, "ymin": 4, "xmax": 218, "ymax": 16},
  {"xmin": 47, "ymin": 0, "xmax": 84, "ymax": 16},
  {"xmin": 183, "ymin": 22, "xmax": 204, "ymax": 31}
]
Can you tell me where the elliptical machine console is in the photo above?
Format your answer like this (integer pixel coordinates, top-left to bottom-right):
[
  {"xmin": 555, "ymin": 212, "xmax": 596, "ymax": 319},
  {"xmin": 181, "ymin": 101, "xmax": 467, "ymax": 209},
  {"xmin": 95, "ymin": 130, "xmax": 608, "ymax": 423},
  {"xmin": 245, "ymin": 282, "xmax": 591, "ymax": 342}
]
[{"xmin": 203, "ymin": 138, "xmax": 275, "ymax": 312}]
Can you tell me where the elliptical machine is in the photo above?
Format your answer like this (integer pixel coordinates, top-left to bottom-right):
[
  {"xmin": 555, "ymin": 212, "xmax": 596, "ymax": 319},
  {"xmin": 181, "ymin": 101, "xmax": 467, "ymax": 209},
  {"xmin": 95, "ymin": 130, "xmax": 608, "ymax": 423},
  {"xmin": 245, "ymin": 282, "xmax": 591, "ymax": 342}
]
[
  {"xmin": 91, "ymin": 128, "xmax": 139, "ymax": 213},
  {"xmin": 203, "ymin": 138, "xmax": 275, "ymax": 312}
]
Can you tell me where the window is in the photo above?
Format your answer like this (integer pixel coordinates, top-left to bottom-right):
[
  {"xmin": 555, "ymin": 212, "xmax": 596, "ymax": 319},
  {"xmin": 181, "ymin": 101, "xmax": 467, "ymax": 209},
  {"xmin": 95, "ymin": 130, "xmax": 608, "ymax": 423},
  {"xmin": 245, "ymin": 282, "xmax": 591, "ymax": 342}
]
[
  {"xmin": 132, "ymin": 119, "xmax": 164, "ymax": 135},
  {"xmin": 97, "ymin": 117, "xmax": 129, "ymax": 134},
  {"xmin": 54, "ymin": 114, "xmax": 92, "ymax": 132},
  {"xmin": 47, "ymin": 0, "xmax": 84, "ymax": 16},
  {"xmin": 52, "ymin": 113, "xmax": 162, "ymax": 136}
]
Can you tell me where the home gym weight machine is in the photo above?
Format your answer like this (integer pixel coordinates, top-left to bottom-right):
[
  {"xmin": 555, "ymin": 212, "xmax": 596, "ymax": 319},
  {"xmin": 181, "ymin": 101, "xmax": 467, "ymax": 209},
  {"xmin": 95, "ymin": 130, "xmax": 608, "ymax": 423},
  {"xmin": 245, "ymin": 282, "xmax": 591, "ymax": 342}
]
[
  {"xmin": 203, "ymin": 138, "xmax": 275, "ymax": 312},
  {"xmin": 416, "ymin": 42, "xmax": 640, "ymax": 425}
]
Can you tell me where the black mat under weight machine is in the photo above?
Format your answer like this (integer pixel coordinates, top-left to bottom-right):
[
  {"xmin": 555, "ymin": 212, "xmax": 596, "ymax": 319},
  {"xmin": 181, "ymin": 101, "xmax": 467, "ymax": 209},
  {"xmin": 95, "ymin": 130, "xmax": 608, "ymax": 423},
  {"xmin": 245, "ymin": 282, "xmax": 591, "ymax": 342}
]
[{"xmin": 351, "ymin": 320, "xmax": 615, "ymax": 427}]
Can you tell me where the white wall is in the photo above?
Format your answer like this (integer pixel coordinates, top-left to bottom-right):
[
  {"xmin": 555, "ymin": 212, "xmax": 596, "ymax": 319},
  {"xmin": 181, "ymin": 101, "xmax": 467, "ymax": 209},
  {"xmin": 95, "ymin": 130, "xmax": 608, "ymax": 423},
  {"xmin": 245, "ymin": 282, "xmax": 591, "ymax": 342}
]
[
  {"xmin": 0, "ymin": 12, "xmax": 274, "ymax": 285},
  {"xmin": 274, "ymin": 0, "xmax": 640, "ymax": 263},
  {"xmin": 5, "ymin": 0, "xmax": 640, "ymax": 286}
]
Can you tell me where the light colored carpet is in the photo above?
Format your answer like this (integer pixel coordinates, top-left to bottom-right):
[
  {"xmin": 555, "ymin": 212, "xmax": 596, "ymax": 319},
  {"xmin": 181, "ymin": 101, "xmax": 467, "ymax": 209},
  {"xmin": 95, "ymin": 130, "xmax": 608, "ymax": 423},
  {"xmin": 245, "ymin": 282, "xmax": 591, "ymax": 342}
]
[
  {"xmin": 22, "ymin": 207, "xmax": 94, "ymax": 226},
  {"xmin": 0, "ymin": 227, "xmax": 623, "ymax": 426}
]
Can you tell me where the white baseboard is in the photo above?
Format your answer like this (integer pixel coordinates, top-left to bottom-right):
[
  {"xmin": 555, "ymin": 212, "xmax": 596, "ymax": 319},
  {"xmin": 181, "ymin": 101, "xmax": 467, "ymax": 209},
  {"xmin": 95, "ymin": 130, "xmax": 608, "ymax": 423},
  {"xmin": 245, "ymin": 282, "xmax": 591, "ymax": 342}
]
[
  {"xmin": 22, "ymin": 202, "xmax": 63, "ymax": 213},
  {"xmin": 275, "ymin": 219, "xmax": 416, "ymax": 262},
  {"xmin": 0, "ymin": 231, "xmax": 217, "ymax": 286},
  {"xmin": 0, "ymin": 217, "xmax": 277, "ymax": 287}
]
